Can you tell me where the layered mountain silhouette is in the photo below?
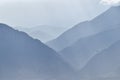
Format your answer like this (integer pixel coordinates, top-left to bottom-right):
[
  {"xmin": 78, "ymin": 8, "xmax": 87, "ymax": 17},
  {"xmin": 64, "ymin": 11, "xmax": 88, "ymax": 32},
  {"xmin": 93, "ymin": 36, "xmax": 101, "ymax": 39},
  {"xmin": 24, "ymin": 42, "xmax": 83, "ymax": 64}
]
[
  {"xmin": 60, "ymin": 26, "xmax": 120, "ymax": 70},
  {"xmin": 47, "ymin": 6, "xmax": 120, "ymax": 51},
  {"xmin": 79, "ymin": 40, "xmax": 120, "ymax": 80},
  {"xmin": 15, "ymin": 26, "xmax": 52, "ymax": 43},
  {"xmin": 0, "ymin": 24, "xmax": 78, "ymax": 80},
  {"xmin": 15, "ymin": 26, "xmax": 67, "ymax": 43}
]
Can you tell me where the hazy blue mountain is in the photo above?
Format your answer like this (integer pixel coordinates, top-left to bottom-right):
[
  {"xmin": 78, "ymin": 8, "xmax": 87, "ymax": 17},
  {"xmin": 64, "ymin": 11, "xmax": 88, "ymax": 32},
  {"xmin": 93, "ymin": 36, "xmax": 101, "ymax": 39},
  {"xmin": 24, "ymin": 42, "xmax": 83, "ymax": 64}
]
[
  {"xmin": 79, "ymin": 40, "xmax": 120, "ymax": 80},
  {"xmin": 0, "ymin": 24, "xmax": 78, "ymax": 80},
  {"xmin": 15, "ymin": 26, "xmax": 67, "ymax": 43},
  {"xmin": 47, "ymin": 6, "xmax": 120, "ymax": 51},
  {"xmin": 60, "ymin": 26, "xmax": 120, "ymax": 70}
]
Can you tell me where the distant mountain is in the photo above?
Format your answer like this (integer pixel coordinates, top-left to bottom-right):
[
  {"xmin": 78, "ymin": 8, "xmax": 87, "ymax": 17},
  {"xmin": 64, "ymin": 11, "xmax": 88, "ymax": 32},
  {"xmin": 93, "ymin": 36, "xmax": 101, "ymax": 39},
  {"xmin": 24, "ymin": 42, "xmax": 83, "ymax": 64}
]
[
  {"xmin": 15, "ymin": 25, "xmax": 67, "ymax": 43},
  {"xmin": 79, "ymin": 40, "xmax": 120, "ymax": 80},
  {"xmin": 47, "ymin": 6, "xmax": 120, "ymax": 51},
  {"xmin": 60, "ymin": 26, "xmax": 120, "ymax": 70},
  {"xmin": 0, "ymin": 24, "xmax": 78, "ymax": 80},
  {"xmin": 15, "ymin": 26, "xmax": 52, "ymax": 42}
]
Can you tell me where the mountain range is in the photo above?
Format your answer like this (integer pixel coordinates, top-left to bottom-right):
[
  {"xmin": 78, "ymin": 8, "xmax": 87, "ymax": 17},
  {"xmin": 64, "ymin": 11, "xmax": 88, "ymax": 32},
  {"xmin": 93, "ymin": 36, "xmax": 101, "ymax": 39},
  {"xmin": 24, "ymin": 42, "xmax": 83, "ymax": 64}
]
[
  {"xmin": 0, "ymin": 3, "xmax": 120, "ymax": 80},
  {"xmin": 60, "ymin": 26, "xmax": 120, "ymax": 70},
  {"xmin": 15, "ymin": 25, "xmax": 67, "ymax": 43},
  {"xmin": 79, "ymin": 40, "xmax": 120, "ymax": 80},
  {"xmin": 47, "ymin": 6, "xmax": 120, "ymax": 51},
  {"xmin": 0, "ymin": 24, "xmax": 78, "ymax": 80}
]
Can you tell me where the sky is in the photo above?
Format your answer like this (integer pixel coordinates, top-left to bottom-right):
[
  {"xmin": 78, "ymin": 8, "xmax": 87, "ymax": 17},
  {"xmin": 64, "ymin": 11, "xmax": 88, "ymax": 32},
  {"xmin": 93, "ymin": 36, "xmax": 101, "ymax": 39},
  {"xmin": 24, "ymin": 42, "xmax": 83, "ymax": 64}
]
[
  {"xmin": 101, "ymin": 0, "xmax": 120, "ymax": 5},
  {"xmin": 0, "ymin": 0, "xmax": 110, "ymax": 28}
]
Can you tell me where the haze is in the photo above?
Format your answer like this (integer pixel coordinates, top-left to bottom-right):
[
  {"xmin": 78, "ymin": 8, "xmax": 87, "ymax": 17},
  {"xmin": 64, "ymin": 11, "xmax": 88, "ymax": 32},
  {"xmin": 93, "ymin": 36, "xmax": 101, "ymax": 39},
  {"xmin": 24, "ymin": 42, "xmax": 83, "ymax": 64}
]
[{"xmin": 0, "ymin": 0, "xmax": 109, "ymax": 28}]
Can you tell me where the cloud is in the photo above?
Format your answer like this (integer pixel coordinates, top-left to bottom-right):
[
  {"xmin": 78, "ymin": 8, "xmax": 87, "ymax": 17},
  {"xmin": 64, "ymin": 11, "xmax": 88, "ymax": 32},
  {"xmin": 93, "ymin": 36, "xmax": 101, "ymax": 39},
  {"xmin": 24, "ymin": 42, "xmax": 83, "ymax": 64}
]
[{"xmin": 100, "ymin": 0, "xmax": 120, "ymax": 6}]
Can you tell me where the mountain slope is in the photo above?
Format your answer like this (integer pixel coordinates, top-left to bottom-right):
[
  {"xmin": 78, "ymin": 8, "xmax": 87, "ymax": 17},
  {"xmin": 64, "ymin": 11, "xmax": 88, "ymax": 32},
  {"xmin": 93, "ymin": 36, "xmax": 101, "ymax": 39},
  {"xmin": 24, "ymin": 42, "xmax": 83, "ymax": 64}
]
[
  {"xmin": 60, "ymin": 26, "xmax": 120, "ymax": 70},
  {"xmin": 79, "ymin": 40, "xmax": 120, "ymax": 80},
  {"xmin": 0, "ymin": 24, "xmax": 77, "ymax": 80},
  {"xmin": 15, "ymin": 26, "xmax": 67, "ymax": 43},
  {"xmin": 47, "ymin": 6, "xmax": 120, "ymax": 51},
  {"xmin": 15, "ymin": 26, "xmax": 52, "ymax": 43}
]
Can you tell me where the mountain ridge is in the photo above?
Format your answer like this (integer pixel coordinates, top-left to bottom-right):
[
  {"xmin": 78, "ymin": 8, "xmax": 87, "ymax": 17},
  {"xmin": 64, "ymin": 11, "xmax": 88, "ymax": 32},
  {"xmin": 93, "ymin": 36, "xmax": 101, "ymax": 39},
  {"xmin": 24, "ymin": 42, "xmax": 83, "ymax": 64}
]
[
  {"xmin": 79, "ymin": 40, "xmax": 120, "ymax": 80},
  {"xmin": 60, "ymin": 24, "xmax": 120, "ymax": 70},
  {"xmin": 0, "ymin": 23, "xmax": 78, "ymax": 80},
  {"xmin": 47, "ymin": 6, "xmax": 120, "ymax": 51}
]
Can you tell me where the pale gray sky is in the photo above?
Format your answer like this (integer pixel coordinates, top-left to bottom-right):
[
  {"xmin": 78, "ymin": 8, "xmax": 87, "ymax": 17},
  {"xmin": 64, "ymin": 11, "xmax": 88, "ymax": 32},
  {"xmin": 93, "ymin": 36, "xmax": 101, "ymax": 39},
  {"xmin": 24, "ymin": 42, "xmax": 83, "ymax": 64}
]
[
  {"xmin": 0, "ymin": 0, "xmax": 110, "ymax": 28},
  {"xmin": 101, "ymin": 0, "xmax": 120, "ymax": 5}
]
